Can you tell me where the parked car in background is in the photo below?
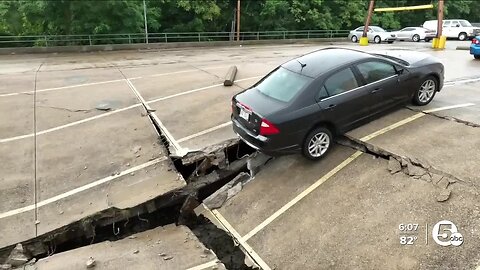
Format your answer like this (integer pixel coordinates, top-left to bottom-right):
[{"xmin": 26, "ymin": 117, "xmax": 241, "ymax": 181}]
[
  {"xmin": 392, "ymin": 27, "xmax": 436, "ymax": 42},
  {"xmin": 423, "ymin": 19, "xmax": 480, "ymax": 40},
  {"xmin": 348, "ymin": 26, "xmax": 396, "ymax": 44},
  {"xmin": 471, "ymin": 36, "xmax": 480, "ymax": 59},
  {"xmin": 231, "ymin": 48, "xmax": 444, "ymax": 160}
]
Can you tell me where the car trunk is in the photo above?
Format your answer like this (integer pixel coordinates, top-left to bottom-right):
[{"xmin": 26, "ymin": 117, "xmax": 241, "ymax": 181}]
[{"xmin": 232, "ymin": 87, "xmax": 287, "ymax": 136}]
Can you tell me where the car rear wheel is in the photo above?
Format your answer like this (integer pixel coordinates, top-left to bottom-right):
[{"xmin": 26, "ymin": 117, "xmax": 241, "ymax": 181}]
[
  {"xmin": 351, "ymin": 35, "xmax": 358, "ymax": 43},
  {"xmin": 413, "ymin": 76, "xmax": 437, "ymax": 106},
  {"xmin": 412, "ymin": 34, "xmax": 420, "ymax": 42},
  {"xmin": 374, "ymin": 36, "xmax": 381, "ymax": 43},
  {"xmin": 302, "ymin": 127, "xmax": 333, "ymax": 161},
  {"xmin": 474, "ymin": 55, "xmax": 480, "ymax": 60},
  {"xmin": 425, "ymin": 38, "xmax": 431, "ymax": 42},
  {"xmin": 387, "ymin": 41, "xmax": 394, "ymax": 44},
  {"xmin": 458, "ymin": 32, "xmax": 467, "ymax": 41}
]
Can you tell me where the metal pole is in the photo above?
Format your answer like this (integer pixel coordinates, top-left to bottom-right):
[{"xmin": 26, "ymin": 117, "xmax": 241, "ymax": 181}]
[
  {"xmin": 236, "ymin": 0, "xmax": 240, "ymax": 41},
  {"xmin": 143, "ymin": 0, "xmax": 148, "ymax": 44},
  {"xmin": 362, "ymin": 0, "xmax": 375, "ymax": 38},
  {"xmin": 437, "ymin": 0, "xmax": 444, "ymax": 38}
]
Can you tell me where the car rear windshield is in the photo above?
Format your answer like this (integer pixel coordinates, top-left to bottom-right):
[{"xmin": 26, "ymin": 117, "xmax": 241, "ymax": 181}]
[{"xmin": 255, "ymin": 67, "xmax": 312, "ymax": 102}]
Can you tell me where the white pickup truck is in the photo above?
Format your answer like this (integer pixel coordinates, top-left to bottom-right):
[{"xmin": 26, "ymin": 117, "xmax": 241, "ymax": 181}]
[{"xmin": 423, "ymin": 19, "xmax": 480, "ymax": 41}]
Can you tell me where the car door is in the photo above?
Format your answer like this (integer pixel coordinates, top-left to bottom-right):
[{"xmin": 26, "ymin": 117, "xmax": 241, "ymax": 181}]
[
  {"xmin": 316, "ymin": 67, "xmax": 379, "ymax": 132},
  {"xmin": 353, "ymin": 60, "xmax": 403, "ymax": 111},
  {"xmin": 398, "ymin": 28, "xmax": 411, "ymax": 39},
  {"xmin": 355, "ymin": 27, "xmax": 364, "ymax": 39},
  {"xmin": 443, "ymin": 21, "xmax": 453, "ymax": 37}
]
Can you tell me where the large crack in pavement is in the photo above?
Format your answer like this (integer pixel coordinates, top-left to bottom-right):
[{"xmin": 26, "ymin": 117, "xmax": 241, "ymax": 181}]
[
  {"xmin": 337, "ymin": 135, "xmax": 479, "ymax": 201},
  {"xmin": 406, "ymin": 106, "xmax": 480, "ymax": 128}
]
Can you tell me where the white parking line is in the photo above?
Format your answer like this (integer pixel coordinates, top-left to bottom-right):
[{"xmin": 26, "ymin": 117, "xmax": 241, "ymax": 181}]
[
  {"xmin": 185, "ymin": 260, "xmax": 221, "ymax": 270},
  {"xmin": 177, "ymin": 122, "xmax": 232, "ymax": 143},
  {"xmin": 146, "ymin": 76, "xmax": 262, "ymax": 105},
  {"xmin": 0, "ymin": 104, "xmax": 142, "ymax": 143},
  {"xmin": 242, "ymin": 102, "xmax": 476, "ymax": 241},
  {"xmin": 242, "ymin": 151, "xmax": 363, "ymax": 241},
  {"xmin": 0, "ymin": 76, "xmax": 261, "ymax": 143},
  {"xmin": 0, "ymin": 157, "xmax": 167, "ymax": 219},
  {"xmin": 203, "ymin": 205, "xmax": 271, "ymax": 270},
  {"xmin": 124, "ymin": 78, "xmax": 184, "ymax": 154},
  {"xmin": 0, "ymin": 66, "xmax": 229, "ymax": 98}
]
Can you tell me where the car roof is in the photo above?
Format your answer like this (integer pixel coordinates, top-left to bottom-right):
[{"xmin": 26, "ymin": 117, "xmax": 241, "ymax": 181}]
[{"xmin": 281, "ymin": 48, "xmax": 372, "ymax": 78}]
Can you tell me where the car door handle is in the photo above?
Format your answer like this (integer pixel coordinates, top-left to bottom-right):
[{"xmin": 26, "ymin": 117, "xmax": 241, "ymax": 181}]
[
  {"xmin": 371, "ymin": 88, "xmax": 381, "ymax": 94},
  {"xmin": 326, "ymin": 104, "xmax": 337, "ymax": 110}
]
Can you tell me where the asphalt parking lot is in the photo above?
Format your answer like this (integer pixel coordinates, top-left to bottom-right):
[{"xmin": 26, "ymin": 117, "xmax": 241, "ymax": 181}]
[{"xmin": 1, "ymin": 40, "xmax": 480, "ymax": 269}]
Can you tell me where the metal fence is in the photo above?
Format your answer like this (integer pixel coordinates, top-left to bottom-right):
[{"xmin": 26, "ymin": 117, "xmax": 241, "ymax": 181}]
[{"xmin": 0, "ymin": 30, "xmax": 350, "ymax": 48}]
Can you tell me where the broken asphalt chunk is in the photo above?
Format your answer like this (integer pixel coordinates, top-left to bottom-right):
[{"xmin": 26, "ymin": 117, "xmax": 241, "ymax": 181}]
[
  {"xmin": 405, "ymin": 163, "xmax": 425, "ymax": 177},
  {"xmin": 437, "ymin": 189, "xmax": 452, "ymax": 202},
  {"xmin": 86, "ymin": 257, "xmax": 96, "ymax": 268},
  {"xmin": 387, "ymin": 157, "xmax": 402, "ymax": 174},
  {"xmin": 204, "ymin": 172, "xmax": 250, "ymax": 209},
  {"xmin": 6, "ymin": 244, "xmax": 30, "ymax": 267}
]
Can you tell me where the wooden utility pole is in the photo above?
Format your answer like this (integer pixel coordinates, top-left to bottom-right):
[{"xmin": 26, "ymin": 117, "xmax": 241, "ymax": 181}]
[
  {"xmin": 436, "ymin": 0, "xmax": 444, "ymax": 37},
  {"xmin": 363, "ymin": 0, "xmax": 375, "ymax": 38},
  {"xmin": 236, "ymin": 0, "xmax": 241, "ymax": 41}
]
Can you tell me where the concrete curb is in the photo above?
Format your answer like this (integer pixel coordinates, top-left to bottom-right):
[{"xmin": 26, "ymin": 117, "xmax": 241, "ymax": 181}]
[
  {"xmin": 456, "ymin": 45, "xmax": 470, "ymax": 50},
  {"xmin": 0, "ymin": 38, "xmax": 347, "ymax": 55}
]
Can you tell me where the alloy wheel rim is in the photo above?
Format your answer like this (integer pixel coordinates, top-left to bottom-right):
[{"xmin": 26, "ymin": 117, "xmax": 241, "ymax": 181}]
[
  {"xmin": 418, "ymin": 79, "xmax": 436, "ymax": 103},
  {"xmin": 308, "ymin": 132, "xmax": 330, "ymax": 157}
]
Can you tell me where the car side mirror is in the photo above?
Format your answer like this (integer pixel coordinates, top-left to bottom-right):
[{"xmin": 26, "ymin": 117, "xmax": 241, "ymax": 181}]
[
  {"xmin": 456, "ymin": 24, "xmax": 460, "ymax": 27},
  {"xmin": 396, "ymin": 68, "xmax": 404, "ymax": 75}
]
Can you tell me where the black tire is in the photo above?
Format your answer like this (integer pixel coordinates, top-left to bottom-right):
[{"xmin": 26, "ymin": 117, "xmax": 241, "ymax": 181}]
[
  {"xmin": 413, "ymin": 76, "xmax": 438, "ymax": 106},
  {"xmin": 425, "ymin": 38, "xmax": 431, "ymax": 42},
  {"xmin": 302, "ymin": 127, "xmax": 333, "ymax": 161},
  {"xmin": 374, "ymin": 36, "xmax": 381, "ymax": 44},
  {"xmin": 387, "ymin": 41, "xmax": 394, "ymax": 44},
  {"xmin": 458, "ymin": 32, "xmax": 467, "ymax": 41},
  {"xmin": 412, "ymin": 34, "xmax": 420, "ymax": 42},
  {"xmin": 351, "ymin": 35, "xmax": 358, "ymax": 43},
  {"xmin": 474, "ymin": 55, "xmax": 480, "ymax": 60}
]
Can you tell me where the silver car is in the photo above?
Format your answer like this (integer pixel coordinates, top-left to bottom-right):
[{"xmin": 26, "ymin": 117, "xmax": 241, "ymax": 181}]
[
  {"xmin": 348, "ymin": 26, "xmax": 396, "ymax": 43},
  {"xmin": 392, "ymin": 27, "xmax": 436, "ymax": 42}
]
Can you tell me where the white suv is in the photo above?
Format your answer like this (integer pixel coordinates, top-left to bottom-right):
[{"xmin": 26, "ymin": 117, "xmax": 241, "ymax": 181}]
[{"xmin": 423, "ymin": 19, "xmax": 480, "ymax": 41}]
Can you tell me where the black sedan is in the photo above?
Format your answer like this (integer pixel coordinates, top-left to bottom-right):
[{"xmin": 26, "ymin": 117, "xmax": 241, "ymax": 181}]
[{"xmin": 231, "ymin": 48, "xmax": 444, "ymax": 160}]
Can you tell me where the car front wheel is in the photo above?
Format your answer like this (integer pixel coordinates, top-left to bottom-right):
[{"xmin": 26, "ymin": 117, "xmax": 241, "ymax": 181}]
[
  {"xmin": 458, "ymin": 32, "xmax": 467, "ymax": 41},
  {"xmin": 412, "ymin": 34, "xmax": 420, "ymax": 42},
  {"xmin": 413, "ymin": 76, "xmax": 437, "ymax": 106},
  {"xmin": 351, "ymin": 35, "xmax": 358, "ymax": 43},
  {"xmin": 374, "ymin": 36, "xmax": 381, "ymax": 43},
  {"xmin": 474, "ymin": 55, "xmax": 480, "ymax": 60},
  {"xmin": 302, "ymin": 127, "xmax": 333, "ymax": 160}
]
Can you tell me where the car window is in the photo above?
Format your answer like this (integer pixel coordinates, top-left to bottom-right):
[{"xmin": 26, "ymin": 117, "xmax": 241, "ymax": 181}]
[
  {"xmin": 371, "ymin": 26, "xmax": 386, "ymax": 32},
  {"xmin": 318, "ymin": 86, "xmax": 329, "ymax": 100},
  {"xmin": 356, "ymin": 61, "xmax": 397, "ymax": 84},
  {"xmin": 255, "ymin": 67, "xmax": 312, "ymax": 102},
  {"xmin": 356, "ymin": 27, "xmax": 364, "ymax": 31},
  {"xmin": 323, "ymin": 68, "xmax": 359, "ymax": 96},
  {"xmin": 459, "ymin": 20, "xmax": 472, "ymax": 27},
  {"xmin": 451, "ymin": 20, "xmax": 460, "ymax": 27},
  {"xmin": 443, "ymin": 21, "xmax": 450, "ymax": 27},
  {"xmin": 402, "ymin": 28, "xmax": 413, "ymax": 31}
]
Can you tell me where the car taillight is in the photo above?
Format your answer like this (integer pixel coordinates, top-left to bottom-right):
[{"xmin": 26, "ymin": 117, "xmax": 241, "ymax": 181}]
[
  {"xmin": 473, "ymin": 39, "xmax": 479, "ymax": 45},
  {"xmin": 259, "ymin": 118, "xmax": 279, "ymax": 136}
]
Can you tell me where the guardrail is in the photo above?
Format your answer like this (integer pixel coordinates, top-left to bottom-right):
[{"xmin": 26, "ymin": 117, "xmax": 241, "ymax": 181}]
[{"xmin": 0, "ymin": 30, "xmax": 350, "ymax": 48}]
